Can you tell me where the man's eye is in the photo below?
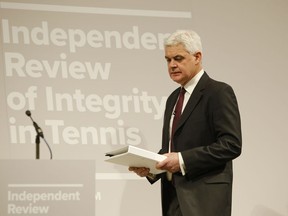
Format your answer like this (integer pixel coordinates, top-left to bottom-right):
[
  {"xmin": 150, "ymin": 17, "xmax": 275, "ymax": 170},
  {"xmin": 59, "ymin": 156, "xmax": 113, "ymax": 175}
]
[{"xmin": 174, "ymin": 56, "xmax": 184, "ymax": 61}]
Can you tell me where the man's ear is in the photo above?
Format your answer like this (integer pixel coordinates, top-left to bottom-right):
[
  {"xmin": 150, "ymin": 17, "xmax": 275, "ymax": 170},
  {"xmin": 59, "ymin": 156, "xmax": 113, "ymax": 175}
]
[{"xmin": 194, "ymin": 52, "xmax": 202, "ymax": 64}]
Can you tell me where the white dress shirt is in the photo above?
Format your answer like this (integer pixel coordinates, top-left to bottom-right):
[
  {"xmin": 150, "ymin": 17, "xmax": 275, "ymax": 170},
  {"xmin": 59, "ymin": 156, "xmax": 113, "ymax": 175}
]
[{"xmin": 170, "ymin": 69, "xmax": 204, "ymax": 176}]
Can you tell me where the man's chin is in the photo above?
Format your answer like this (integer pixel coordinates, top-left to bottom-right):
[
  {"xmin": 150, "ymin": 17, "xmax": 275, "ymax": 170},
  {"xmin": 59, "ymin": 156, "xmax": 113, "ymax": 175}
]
[
  {"xmin": 172, "ymin": 79, "xmax": 183, "ymax": 85},
  {"xmin": 171, "ymin": 74, "xmax": 181, "ymax": 81}
]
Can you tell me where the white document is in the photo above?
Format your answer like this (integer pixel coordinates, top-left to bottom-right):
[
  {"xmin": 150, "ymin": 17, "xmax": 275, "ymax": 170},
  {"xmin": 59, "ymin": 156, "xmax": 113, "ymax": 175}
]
[{"xmin": 105, "ymin": 145, "xmax": 166, "ymax": 174}]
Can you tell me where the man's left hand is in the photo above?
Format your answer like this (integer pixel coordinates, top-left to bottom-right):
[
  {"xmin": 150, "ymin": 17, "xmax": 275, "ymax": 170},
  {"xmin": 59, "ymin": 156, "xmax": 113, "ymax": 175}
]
[{"xmin": 156, "ymin": 152, "xmax": 180, "ymax": 173}]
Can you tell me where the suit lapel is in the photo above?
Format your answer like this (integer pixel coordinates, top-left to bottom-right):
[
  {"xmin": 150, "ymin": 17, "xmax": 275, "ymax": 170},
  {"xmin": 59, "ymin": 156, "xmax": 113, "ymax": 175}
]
[
  {"xmin": 176, "ymin": 72, "xmax": 209, "ymax": 131},
  {"xmin": 162, "ymin": 88, "xmax": 180, "ymax": 152},
  {"xmin": 164, "ymin": 88, "xmax": 179, "ymax": 131}
]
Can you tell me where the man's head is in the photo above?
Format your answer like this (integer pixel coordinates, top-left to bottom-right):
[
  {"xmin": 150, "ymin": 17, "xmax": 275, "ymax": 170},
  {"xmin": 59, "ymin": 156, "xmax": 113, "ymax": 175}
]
[{"xmin": 164, "ymin": 30, "xmax": 203, "ymax": 86}]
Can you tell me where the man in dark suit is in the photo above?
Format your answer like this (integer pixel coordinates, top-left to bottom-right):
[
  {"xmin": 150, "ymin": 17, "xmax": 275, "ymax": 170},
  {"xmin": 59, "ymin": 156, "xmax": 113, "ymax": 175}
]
[{"xmin": 129, "ymin": 30, "xmax": 242, "ymax": 216}]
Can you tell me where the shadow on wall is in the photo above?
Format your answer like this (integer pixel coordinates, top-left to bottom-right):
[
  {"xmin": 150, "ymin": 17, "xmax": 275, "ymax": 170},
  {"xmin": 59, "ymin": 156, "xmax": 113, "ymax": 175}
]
[{"xmin": 251, "ymin": 205, "xmax": 284, "ymax": 216}]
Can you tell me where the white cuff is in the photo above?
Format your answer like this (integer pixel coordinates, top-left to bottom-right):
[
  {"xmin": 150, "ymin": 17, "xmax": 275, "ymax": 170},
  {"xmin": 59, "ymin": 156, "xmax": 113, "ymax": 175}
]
[{"xmin": 178, "ymin": 152, "xmax": 186, "ymax": 175}]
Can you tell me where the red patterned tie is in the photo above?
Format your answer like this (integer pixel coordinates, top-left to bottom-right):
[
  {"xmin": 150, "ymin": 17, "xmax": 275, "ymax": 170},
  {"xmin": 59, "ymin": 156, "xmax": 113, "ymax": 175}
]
[{"xmin": 171, "ymin": 87, "xmax": 186, "ymax": 151}]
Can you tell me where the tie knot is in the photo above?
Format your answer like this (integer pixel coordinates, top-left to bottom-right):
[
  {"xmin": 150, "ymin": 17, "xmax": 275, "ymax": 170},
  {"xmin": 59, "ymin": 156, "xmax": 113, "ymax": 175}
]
[{"xmin": 180, "ymin": 87, "xmax": 186, "ymax": 95}]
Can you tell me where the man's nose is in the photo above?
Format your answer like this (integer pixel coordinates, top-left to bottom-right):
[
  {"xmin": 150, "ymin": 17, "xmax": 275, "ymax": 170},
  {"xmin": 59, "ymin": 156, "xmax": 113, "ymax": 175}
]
[{"xmin": 169, "ymin": 59, "xmax": 177, "ymax": 68}]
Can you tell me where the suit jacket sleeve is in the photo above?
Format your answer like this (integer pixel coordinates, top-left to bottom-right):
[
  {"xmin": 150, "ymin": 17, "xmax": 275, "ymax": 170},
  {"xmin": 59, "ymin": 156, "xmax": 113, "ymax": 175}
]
[{"xmin": 180, "ymin": 78, "xmax": 242, "ymax": 179}]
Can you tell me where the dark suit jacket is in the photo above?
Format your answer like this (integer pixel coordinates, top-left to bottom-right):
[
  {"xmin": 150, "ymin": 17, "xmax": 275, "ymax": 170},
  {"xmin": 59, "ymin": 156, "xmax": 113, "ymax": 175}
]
[{"xmin": 152, "ymin": 72, "xmax": 242, "ymax": 216}]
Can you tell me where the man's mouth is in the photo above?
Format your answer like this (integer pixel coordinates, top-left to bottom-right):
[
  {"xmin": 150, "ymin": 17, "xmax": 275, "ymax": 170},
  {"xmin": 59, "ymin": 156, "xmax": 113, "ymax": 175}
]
[{"xmin": 171, "ymin": 71, "xmax": 181, "ymax": 75}]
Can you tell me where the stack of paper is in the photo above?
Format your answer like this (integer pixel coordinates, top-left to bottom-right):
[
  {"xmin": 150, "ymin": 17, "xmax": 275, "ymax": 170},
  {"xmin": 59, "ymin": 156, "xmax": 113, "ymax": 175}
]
[{"xmin": 105, "ymin": 145, "xmax": 166, "ymax": 174}]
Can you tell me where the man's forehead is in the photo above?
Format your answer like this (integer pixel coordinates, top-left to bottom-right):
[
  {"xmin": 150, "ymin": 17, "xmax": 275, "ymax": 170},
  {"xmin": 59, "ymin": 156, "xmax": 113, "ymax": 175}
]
[{"xmin": 165, "ymin": 45, "xmax": 189, "ymax": 58}]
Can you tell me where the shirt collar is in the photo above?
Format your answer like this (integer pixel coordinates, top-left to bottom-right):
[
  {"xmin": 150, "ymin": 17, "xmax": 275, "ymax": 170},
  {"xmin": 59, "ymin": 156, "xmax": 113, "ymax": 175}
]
[{"xmin": 183, "ymin": 69, "xmax": 204, "ymax": 95}]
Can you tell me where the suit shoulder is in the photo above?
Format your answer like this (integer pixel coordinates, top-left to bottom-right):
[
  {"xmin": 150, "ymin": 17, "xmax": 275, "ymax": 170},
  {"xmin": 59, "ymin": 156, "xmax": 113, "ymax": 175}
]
[
  {"xmin": 167, "ymin": 87, "xmax": 181, "ymax": 101},
  {"xmin": 205, "ymin": 76, "xmax": 234, "ymax": 93}
]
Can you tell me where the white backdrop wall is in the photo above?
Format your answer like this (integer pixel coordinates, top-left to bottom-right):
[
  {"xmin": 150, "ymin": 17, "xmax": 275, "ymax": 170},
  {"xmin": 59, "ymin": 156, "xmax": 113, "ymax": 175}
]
[{"xmin": 0, "ymin": 0, "xmax": 287, "ymax": 216}]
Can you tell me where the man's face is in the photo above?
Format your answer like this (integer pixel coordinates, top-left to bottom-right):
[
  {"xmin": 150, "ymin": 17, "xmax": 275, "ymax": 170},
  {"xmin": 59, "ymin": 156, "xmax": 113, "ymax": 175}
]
[{"xmin": 165, "ymin": 44, "xmax": 202, "ymax": 86}]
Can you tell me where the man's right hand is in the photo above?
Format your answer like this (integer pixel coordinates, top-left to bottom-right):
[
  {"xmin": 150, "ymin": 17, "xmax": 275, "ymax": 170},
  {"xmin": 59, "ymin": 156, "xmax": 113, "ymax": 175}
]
[{"xmin": 128, "ymin": 167, "xmax": 150, "ymax": 177}]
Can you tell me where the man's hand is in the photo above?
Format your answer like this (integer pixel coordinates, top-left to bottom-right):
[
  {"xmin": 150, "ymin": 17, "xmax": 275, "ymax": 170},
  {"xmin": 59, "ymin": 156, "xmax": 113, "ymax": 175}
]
[
  {"xmin": 128, "ymin": 167, "xmax": 150, "ymax": 177},
  {"xmin": 129, "ymin": 152, "xmax": 180, "ymax": 177},
  {"xmin": 156, "ymin": 152, "xmax": 180, "ymax": 173}
]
